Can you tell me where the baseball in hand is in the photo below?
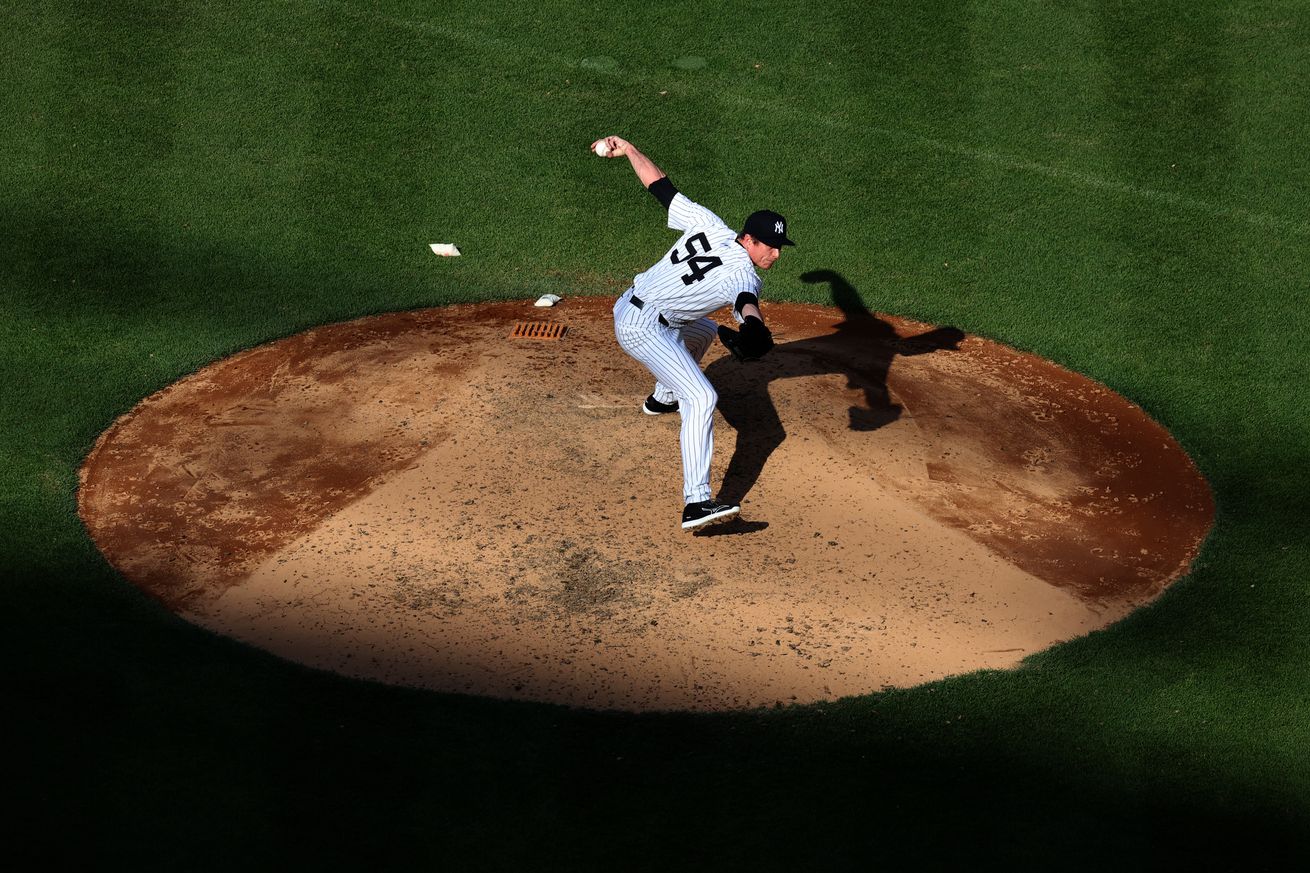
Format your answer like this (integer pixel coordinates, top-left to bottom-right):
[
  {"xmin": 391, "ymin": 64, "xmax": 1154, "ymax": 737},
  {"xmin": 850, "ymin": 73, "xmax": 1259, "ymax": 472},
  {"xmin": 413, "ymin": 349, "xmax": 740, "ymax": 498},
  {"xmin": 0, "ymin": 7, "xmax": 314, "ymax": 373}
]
[{"xmin": 591, "ymin": 139, "xmax": 611, "ymax": 157}]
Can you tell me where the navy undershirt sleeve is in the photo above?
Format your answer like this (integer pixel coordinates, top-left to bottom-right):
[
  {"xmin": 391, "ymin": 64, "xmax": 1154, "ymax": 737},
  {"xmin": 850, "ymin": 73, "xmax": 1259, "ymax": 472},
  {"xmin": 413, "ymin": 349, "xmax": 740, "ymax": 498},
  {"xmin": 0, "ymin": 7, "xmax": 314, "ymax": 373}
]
[
  {"xmin": 647, "ymin": 176, "xmax": 678, "ymax": 209},
  {"xmin": 734, "ymin": 291, "xmax": 760, "ymax": 317}
]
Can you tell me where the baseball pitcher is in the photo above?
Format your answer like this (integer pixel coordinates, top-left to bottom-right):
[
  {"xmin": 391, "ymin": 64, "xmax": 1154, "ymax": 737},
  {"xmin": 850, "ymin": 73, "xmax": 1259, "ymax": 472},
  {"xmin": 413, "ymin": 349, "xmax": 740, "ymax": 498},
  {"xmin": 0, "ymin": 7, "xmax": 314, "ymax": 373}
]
[{"xmin": 592, "ymin": 135, "xmax": 794, "ymax": 530}]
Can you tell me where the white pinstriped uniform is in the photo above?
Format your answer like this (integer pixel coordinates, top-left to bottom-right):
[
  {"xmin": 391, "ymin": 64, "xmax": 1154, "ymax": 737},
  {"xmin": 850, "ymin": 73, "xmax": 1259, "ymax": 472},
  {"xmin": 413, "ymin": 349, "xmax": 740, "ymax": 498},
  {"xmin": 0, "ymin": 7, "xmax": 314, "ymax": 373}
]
[{"xmin": 613, "ymin": 192, "xmax": 762, "ymax": 504}]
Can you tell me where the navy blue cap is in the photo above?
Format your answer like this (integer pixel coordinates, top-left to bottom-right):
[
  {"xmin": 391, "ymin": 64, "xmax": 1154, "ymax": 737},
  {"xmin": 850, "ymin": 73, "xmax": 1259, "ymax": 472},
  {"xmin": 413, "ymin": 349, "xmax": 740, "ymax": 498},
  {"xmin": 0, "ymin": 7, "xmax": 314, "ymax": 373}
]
[{"xmin": 741, "ymin": 210, "xmax": 795, "ymax": 247}]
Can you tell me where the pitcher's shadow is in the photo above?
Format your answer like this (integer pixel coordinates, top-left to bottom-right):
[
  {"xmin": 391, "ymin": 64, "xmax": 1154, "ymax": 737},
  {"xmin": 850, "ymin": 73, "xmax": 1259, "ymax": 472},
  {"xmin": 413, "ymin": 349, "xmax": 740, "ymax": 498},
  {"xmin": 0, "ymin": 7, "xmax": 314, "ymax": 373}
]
[{"xmin": 708, "ymin": 269, "xmax": 964, "ymax": 506}]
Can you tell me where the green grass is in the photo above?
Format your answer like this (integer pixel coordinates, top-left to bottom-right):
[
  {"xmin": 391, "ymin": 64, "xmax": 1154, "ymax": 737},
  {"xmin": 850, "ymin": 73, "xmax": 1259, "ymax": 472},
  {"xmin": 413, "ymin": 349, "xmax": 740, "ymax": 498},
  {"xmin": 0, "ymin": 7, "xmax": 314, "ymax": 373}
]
[{"xmin": 6, "ymin": 0, "xmax": 1309, "ymax": 868}]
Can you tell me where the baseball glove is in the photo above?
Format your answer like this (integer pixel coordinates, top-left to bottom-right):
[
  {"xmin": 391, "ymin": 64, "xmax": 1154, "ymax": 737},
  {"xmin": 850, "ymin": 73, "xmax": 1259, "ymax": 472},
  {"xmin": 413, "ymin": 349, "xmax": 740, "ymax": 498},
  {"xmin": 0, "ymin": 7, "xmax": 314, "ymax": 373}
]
[{"xmin": 718, "ymin": 316, "xmax": 774, "ymax": 361}]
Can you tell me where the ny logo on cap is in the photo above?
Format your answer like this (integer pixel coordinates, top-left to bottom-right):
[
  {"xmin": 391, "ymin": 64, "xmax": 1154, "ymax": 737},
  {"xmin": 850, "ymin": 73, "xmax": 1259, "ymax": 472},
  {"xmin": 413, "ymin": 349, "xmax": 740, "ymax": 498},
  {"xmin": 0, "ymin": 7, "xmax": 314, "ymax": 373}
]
[{"xmin": 774, "ymin": 220, "xmax": 785, "ymax": 234}]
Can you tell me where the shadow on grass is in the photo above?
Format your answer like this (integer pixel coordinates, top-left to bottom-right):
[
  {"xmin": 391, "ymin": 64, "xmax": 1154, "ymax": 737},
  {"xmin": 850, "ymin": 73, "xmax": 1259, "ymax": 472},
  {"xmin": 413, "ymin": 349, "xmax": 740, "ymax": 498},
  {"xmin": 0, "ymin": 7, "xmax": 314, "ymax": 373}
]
[
  {"xmin": 14, "ymin": 592, "xmax": 1308, "ymax": 872},
  {"xmin": 707, "ymin": 269, "xmax": 964, "ymax": 505}
]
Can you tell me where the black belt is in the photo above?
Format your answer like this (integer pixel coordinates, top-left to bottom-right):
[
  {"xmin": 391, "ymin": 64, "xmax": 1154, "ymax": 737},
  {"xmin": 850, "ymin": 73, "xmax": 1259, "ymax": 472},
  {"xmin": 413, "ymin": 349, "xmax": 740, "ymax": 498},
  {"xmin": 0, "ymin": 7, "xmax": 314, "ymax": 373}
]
[{"xmin": 629, "ymin": 294, "xmax": 670, "ymax": 327}]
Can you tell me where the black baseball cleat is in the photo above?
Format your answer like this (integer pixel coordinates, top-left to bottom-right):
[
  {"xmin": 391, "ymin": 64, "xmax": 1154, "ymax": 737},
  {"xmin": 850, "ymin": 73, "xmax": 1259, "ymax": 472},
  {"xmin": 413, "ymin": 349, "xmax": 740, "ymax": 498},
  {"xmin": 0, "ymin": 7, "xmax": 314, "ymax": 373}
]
[
  {"xmin": 681, "ymin": 500, "xmax": 740, "ymax": 530},
  {"xmin": 642, "ymin": 394, "xmax": 679, "ymax": 415}
]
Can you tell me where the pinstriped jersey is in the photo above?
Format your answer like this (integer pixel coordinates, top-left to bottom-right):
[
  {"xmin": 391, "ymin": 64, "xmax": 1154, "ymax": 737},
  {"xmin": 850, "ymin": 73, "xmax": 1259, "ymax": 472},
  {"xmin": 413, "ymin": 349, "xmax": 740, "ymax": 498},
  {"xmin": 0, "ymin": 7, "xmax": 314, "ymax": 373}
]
[{"xmin": 631, "ymin": 193, "xmax": 761, "ymax": 327}]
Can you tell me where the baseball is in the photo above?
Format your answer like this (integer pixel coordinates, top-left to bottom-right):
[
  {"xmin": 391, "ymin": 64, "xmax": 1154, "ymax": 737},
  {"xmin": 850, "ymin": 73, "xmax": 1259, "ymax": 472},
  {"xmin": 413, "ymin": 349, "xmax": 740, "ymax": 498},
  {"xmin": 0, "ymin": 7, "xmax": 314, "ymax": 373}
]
[{"xmin": 592, "ymin": 139, "xmax": 610, "ymax": 157}]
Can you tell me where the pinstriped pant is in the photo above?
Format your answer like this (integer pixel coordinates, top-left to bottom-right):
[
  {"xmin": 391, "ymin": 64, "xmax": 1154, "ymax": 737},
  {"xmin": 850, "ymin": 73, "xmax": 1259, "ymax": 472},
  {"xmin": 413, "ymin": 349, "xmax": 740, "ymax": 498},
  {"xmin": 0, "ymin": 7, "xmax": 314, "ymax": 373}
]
[{"xmin": 613, "ymin": 290, "xmax": 720, "ymax": 504}]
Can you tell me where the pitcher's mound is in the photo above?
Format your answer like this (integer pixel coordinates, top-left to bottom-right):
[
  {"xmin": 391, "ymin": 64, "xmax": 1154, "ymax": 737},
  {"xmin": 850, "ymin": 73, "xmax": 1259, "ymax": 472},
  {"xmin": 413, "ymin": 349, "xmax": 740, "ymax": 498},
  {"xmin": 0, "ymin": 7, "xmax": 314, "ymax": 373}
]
[{"xmin": 78, "ymin": 297, "xmax": 1212, "ymax": 711}]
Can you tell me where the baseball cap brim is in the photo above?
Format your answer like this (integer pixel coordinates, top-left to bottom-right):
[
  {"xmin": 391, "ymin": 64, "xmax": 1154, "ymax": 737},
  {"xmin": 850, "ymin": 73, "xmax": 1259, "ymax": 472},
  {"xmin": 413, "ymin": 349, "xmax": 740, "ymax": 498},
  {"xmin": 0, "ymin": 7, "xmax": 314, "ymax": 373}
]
[{"xmin": 752, "ymin": 230, "xmax": 796, "ymax": 247}]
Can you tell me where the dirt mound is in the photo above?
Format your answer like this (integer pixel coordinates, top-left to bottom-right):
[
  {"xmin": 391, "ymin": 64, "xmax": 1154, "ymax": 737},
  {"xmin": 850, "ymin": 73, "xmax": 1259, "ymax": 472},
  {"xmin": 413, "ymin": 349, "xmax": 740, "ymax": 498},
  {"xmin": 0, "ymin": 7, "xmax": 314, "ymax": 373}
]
[{"xmin": 79, "ymin": 295, "xmax": 1212, "ymax": 711}]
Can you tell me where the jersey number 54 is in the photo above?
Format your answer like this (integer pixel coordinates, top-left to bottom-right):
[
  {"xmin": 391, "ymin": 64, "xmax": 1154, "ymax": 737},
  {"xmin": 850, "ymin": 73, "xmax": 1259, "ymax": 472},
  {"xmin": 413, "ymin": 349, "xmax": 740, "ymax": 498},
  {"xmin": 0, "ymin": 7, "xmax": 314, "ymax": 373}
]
[{"xmin": 670, "ymin": 233, "xmax": 724, "ymax": 286}]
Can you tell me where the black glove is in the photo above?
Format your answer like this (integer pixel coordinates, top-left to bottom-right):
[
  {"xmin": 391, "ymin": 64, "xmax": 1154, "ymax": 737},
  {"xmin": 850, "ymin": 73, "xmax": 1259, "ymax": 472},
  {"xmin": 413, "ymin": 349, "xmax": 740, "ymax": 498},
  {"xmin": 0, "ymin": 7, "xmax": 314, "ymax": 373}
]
[{"xmin": 717, "ymin": 315, "xmax": 774, "ymax": 361}]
